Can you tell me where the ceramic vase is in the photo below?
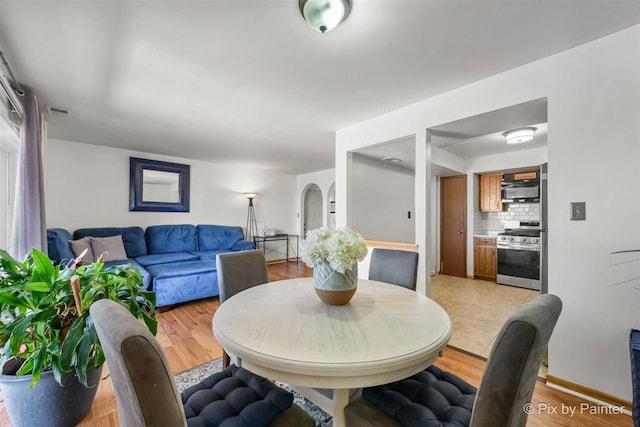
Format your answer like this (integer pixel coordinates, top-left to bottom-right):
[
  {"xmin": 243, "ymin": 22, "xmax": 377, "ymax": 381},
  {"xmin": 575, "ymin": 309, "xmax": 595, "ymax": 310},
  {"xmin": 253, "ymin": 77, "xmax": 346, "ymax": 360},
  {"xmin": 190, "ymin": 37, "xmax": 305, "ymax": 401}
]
[{"xmin": 313, "ymin": 262, "xmax": 357, "ymax": 305}]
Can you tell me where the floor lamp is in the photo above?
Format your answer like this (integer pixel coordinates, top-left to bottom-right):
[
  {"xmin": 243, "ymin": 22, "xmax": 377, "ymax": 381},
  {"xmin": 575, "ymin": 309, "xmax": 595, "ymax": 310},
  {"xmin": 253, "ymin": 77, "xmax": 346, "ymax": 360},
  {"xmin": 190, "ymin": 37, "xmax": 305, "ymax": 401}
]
[{"xmin": 244, "ymin": 192, "xmax": 258, "ymax": 242}]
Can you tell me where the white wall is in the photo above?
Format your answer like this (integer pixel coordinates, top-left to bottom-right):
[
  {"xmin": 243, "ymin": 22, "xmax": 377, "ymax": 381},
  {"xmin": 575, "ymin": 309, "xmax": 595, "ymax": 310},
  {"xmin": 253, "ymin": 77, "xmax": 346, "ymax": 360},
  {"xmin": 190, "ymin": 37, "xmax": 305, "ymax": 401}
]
[
  {"xmin": 351, "ymin": 155, "xmax": 415, "ymax": 243},
  {"xmin": 336, "ymin": 25, "xmax": 640, "ymax": 401},
  {"xmin": 46, "ymin": 139, "xmax": 298, "ymax": 259}
]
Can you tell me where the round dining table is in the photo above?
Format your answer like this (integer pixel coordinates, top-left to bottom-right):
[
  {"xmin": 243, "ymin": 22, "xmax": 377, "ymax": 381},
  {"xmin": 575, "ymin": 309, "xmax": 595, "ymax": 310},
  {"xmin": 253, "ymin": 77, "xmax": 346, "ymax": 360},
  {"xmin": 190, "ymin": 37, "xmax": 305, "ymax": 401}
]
[{"xmin": 212, "ymin": 278, "xmax": 451, "ymax": 427}]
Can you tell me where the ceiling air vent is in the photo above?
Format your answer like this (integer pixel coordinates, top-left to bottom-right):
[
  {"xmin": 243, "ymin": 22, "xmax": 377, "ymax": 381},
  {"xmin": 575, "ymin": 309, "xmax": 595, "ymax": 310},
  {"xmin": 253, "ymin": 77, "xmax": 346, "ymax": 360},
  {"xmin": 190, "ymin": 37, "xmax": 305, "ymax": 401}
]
[{"xmin": 46, "ymin": 106, "xmax": 70, "ymax": 116}]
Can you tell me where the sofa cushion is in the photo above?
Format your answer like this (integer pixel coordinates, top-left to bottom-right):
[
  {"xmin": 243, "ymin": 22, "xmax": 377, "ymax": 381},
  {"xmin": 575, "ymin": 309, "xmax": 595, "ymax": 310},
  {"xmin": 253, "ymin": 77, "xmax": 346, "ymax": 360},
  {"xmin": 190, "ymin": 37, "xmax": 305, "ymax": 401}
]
[
  {"xmin": 74, "ymin": 227, "xmax": 147, "ymax": 258},
  {"xmin": 146, "ymin": 260, "xmax": 216, "ymax": 280},
  {"xmin": 190, "ymin": 249, "xmax": 232, "ymax": 260},
  {"xmin": 135, "ymin": 252, "xmax": 199, "ymax": 268},
  {"xmin": 146, "ymin": 224, "xmax": 197, "ymax": 254},
  {"xmin": 47, "ymin": 228, "xmax": 74, "ymax": 265},
  {"xmin": 196, "ymin": 225, "xmax": 245, "ymax": 251},
  {"xmin": 147, "ymin": 260, "xmax": 219, "ymax": 307},
  {"xmin": 69, "ymin": 237, "xmax": 96, "ymax": 263},
  {"xmin": 231, "ymin": 240, "xmax": 255, "ymax": 251},
  {"xmin": 152, "ymin": 270, "xmax": 218, "ymax": 307},
  {"xmin": 90, "ymin": 235, "xmax": 128, "ymax": 262},
  {"xmin": 103, "ymin": 259, "xmax": 152, "ymax": 289}
]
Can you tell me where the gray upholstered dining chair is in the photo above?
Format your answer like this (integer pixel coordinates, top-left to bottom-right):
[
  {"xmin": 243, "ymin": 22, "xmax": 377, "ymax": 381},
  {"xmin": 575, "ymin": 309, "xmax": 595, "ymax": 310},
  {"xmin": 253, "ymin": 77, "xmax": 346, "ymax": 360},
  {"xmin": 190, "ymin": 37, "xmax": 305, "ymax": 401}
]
[
  {"xmin": 216, "ymin": 249, "xmax": 269, "ymax": 366},
  {"xmin": 90, "ymin": 299, "xmax": 314, "ymax": 427},
  {"xmin": 345, "ymin": 293, "xmax": 563, "ymax": 427},
  {"xmin": 368, "ymin": 248, "xmax": 419, "ymax": 291}
]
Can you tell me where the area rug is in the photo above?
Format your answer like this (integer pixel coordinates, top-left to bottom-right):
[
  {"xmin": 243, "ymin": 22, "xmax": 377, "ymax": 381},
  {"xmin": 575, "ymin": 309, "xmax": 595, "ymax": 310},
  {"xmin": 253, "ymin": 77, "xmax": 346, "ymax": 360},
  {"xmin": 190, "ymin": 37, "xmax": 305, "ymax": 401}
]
[{"xmin": 175, "ymin": 358, "xmax": 333, "ymax": 427}]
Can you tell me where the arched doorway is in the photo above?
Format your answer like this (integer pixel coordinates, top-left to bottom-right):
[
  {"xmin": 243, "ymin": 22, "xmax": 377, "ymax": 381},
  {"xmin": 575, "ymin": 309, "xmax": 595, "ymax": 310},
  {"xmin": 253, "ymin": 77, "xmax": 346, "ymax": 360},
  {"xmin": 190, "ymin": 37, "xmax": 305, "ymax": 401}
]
[{"xmin": 302, "ymin": 184, "xmax": 323, "ymax": 238}]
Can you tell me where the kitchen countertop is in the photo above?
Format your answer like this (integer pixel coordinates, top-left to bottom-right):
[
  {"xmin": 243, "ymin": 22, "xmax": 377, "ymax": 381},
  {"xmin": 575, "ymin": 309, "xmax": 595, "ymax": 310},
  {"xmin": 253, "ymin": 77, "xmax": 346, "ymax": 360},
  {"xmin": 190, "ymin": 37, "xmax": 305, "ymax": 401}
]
[{"xmin": 473, "ymin": 230, "xmax": 502, "ymax": 238}]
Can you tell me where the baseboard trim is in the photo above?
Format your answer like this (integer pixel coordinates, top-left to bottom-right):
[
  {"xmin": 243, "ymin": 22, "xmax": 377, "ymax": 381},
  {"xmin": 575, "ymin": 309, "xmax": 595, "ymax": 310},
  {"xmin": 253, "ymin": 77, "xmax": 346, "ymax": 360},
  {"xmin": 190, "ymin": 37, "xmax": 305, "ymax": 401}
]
[
  {"xmin": 446, "ymin": 344, "xmax": 487, "ymax": 362},
  {"xmin": 446, "ymin": 345, "xmax": 548, "ymax": 383},
  {"xmin": 546, "ymin": 375, "xmax": 632, "ymax": 409}
]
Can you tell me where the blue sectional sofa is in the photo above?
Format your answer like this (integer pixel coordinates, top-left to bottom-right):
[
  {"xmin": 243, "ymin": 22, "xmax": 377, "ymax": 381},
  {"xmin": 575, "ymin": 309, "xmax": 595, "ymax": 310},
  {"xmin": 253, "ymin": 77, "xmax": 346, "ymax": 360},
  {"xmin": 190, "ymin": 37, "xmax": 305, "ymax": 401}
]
[{"xmin": 47, "ymin": 224, "xmax": 254, "ymax": 307}]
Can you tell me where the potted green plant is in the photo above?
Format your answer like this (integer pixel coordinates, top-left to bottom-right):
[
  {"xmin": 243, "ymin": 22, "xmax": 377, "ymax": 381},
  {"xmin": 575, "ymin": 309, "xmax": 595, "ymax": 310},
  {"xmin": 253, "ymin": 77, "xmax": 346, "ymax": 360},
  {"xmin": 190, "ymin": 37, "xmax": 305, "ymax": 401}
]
[{"xmin": 0, "ymin": 248, "xmax": 156, "ymax": 427}]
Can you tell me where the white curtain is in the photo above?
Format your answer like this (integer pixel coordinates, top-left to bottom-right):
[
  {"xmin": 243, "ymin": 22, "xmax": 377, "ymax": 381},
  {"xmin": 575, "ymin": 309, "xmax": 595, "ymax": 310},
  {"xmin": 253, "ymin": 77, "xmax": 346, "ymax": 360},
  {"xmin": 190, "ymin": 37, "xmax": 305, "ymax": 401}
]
[{"xmin": 10, "ymin": 85, "xmax": 46, "ymax": 259}]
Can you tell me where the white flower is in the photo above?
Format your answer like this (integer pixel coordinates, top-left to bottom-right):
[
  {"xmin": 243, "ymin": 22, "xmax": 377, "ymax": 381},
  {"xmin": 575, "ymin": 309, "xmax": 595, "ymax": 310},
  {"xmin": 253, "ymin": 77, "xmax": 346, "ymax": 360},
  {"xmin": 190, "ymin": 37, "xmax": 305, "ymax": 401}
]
[{"xmin": 300, "ymin": 227, "xmax": 368, "ymax": 273}]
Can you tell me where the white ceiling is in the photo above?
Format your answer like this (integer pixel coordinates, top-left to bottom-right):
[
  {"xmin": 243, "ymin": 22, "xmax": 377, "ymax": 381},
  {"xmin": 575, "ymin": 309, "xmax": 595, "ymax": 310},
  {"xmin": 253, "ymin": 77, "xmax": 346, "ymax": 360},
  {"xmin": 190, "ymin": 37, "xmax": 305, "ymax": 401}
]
[
  {"xmin": 355, "ymin": 98, "xmax": 548, "ymax": 172},
  {"xmin": 0, "ymin": 1, "xmax": 638, "ymax": 174}
]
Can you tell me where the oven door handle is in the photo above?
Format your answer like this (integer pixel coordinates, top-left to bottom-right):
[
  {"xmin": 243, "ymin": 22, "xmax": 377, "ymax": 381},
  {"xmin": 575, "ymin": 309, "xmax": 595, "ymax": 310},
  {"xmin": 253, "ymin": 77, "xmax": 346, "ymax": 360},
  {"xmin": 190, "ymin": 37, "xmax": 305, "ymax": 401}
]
[{"xmin": 497, "ymin": 245, "xmax": 540, "ymax": 252}]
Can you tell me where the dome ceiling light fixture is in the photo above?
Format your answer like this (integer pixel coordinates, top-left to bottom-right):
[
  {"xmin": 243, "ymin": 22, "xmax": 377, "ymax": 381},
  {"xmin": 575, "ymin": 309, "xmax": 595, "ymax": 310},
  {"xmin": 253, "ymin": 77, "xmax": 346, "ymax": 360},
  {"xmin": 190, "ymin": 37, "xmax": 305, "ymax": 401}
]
[
  {"xmin": 299, "ymin": 0, "xmax": 352, "ymax": 33},
  {"xmin": 503, "ymin": 127, "xmax": 537, "ymax": 144},
  {"xmin": 382, "ymin": 156, "xmax": 403, "ymax": 163}
]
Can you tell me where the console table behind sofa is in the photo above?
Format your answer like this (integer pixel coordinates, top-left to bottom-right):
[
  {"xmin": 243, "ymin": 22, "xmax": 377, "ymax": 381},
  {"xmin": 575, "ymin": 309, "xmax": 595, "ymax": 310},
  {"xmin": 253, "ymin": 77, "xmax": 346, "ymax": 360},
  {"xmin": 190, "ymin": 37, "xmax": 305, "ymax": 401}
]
[{"xmin": 47, "ymin": 224, "xmax": 254, "ymax": 307}]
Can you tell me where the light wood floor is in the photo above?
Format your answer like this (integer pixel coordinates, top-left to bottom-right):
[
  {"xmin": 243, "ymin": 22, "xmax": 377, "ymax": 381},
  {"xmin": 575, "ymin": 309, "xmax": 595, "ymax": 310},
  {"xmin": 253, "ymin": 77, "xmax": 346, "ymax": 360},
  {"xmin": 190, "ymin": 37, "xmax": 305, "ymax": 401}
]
[{"xmin": 0, "ymin": 263, "xmax": 632, "ymax": 426}]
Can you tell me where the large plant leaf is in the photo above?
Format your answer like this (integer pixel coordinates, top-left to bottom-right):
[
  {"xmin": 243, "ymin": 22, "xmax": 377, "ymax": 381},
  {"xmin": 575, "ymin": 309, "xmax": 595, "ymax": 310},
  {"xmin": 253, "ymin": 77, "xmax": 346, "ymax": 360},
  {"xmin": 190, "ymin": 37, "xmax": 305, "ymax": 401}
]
[
  {"xmin": 50, "ymin": 354, "xmax": 63, "ymax": 385},
  {"xmin": 0, "ymin": 292, "xmax": 30, "ymax": 309},
  {"xmin": 85, "ymin": 317, "xmax": 105, "ymax": 367},
  {"xmin": 30, "ymin": 250, "xmax": 55, "ymax": 284},
  {"xmin": 16, "ymin": 355, "xmax": 34, "ymax": 376},
  {"xmin": 8, "ymin": 316, "xmax": 31, "ymax": 355},
  {"xmin": 0, "ymin": 249, "xmax": 25, "ymax": 277},
  {"xmin": 59, "ymin": 315, "xmax": 86, "ymax": 369},
  {"xmin": 140, "ymin": 311, "xmax": 158, "ymax": 336},
  {"xmin": 29, "ymin": 343, "xmax": 49, "ymax": 387},
  {"xmin": 22, "ymin": 282, "xmax": 51, "ymax": 292},
  {"xmin": 74, "ymin": 330, "xmax": 93, "ymax": 387}
]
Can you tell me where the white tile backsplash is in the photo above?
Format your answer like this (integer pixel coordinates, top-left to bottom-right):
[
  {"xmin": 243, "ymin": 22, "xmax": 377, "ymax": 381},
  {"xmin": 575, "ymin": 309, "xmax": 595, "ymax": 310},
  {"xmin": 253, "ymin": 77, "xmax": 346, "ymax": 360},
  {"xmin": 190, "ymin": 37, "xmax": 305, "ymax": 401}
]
[{"xmin": 474, "ymin": 203, "xmax": 540, "ymax": 232}]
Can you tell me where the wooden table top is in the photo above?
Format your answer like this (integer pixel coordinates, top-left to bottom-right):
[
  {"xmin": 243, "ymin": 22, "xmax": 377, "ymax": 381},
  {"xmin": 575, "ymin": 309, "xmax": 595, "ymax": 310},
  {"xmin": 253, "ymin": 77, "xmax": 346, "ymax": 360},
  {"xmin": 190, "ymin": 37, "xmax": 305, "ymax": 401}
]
[{"xmin": 213, "ymin": 278, "xmax": 451, "ymax": 389}]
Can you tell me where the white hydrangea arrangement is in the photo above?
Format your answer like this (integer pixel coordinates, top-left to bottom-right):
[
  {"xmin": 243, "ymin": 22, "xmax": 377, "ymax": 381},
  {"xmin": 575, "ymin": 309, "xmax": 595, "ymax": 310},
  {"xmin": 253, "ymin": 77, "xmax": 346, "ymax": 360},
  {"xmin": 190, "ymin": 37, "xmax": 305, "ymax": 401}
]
[{"xmin": 300, "ymin": 227, "xmax": 368, "ymax": 274}]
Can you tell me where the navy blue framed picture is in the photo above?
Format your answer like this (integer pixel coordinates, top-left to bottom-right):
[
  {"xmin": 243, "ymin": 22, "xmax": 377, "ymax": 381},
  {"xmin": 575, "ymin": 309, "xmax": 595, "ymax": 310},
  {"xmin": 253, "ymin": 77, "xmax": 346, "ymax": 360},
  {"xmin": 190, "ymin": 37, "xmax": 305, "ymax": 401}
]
[{"xmin": 129, "ymin": 157, "xmax": 190, "ymax": 212}]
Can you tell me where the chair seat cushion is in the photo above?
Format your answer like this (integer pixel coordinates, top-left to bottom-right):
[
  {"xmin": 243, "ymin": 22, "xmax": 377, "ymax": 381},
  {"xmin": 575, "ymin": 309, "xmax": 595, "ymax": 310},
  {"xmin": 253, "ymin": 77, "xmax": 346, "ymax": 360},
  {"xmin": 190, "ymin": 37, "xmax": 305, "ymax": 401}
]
[
  {"xmin": 181, "ymin": 365, "xmax": 294, "ymax": 427},
  {"xmin": 362, "ymin": 365, "xmax": 477, "ymax": 427}
]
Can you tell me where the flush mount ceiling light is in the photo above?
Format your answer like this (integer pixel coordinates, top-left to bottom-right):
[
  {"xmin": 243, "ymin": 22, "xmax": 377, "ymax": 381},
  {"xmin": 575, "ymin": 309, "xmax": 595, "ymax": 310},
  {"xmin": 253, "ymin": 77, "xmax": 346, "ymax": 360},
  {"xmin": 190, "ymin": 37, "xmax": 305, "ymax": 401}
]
[
  {"xmin": 299, "ymin": 0, "xmax": 351, "ymax": 33},
  {"xmin": 382, "ymin": 156, "xmax": 403, "ymax": 163},
  {"xmin": 503, "ymin": 127, "xmax": 537, "ymax": 144}
]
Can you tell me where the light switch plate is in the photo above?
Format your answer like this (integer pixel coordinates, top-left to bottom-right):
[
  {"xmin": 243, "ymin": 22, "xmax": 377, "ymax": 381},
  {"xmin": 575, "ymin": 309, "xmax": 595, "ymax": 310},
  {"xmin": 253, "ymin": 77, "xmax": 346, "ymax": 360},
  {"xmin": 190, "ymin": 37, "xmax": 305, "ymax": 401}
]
[{"xmin": 570, "ymin": 202, "xmax": 586, "ymax": 220}]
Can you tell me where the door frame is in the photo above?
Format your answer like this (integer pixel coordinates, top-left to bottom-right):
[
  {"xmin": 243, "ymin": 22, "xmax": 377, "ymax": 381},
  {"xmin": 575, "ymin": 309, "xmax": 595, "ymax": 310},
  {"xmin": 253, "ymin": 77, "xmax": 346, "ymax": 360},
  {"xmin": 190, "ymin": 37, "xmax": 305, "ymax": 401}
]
[
  {"xmin": 301, "ymin": 183, "xmax": 323, "ymax": 238},
  {"xmin": 439, "ymin": 174, "xmax": 467, "ymax": 278}
]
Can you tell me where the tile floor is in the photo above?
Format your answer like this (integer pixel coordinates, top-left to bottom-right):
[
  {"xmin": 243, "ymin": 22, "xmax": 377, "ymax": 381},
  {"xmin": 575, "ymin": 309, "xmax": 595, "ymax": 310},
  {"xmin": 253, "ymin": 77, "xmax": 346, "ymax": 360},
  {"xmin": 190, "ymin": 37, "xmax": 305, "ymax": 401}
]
[{"xmin": 431, "ymin": 274, "xmax": 539, "ymax": 358}]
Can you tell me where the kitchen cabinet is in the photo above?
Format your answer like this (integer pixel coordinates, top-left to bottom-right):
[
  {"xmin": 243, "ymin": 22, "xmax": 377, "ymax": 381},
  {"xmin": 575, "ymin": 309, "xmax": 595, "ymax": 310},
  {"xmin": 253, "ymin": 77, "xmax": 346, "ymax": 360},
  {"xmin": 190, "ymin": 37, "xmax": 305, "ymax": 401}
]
[
  {"xmin": 479, "ymin": 173, "xmax": 504, "ymax": 212},
  {"xmin": 474, "ymin": 237, "xmax": 497, "ymax": 281}
]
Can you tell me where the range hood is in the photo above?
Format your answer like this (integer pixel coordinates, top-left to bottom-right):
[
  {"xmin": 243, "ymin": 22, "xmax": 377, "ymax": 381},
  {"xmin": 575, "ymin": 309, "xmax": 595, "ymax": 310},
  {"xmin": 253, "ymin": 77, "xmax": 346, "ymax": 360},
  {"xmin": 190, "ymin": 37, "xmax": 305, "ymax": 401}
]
[{"xmin": 501, "ymin": 171, "xmax": 540, "ymax": 203}]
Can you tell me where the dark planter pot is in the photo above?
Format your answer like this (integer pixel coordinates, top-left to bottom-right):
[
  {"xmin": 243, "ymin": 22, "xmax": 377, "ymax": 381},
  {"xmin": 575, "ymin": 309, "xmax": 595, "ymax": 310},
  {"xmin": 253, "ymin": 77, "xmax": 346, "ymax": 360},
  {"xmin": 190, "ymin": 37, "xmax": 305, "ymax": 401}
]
[{"xmin": 0, "ymin": 363, "xmax": 103, "ymax": 427}]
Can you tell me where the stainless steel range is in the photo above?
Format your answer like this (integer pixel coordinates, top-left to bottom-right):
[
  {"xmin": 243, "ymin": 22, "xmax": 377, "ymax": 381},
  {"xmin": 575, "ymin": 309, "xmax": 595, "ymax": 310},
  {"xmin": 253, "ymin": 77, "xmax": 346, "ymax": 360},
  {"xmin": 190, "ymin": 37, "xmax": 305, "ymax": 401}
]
[{"xmin": 497, "ymin": 221, "xmax": 541, "ymax": 290}]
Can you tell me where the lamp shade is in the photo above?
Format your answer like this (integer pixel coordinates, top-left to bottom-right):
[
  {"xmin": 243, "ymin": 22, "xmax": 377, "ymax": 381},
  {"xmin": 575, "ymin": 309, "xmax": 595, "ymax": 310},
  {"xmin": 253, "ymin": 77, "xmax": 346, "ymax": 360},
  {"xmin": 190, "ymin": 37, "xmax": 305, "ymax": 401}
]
[
  {"xmin": 299, "ymin": 0, "xmax": 351, "ymax": 33},
  {"xmin": 243, "ymin": 192, "xmax": 258, "ymax": 199},
  {"xmin": 503, "ymin": 127, "xmax": 536, "ymax": 144}
]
